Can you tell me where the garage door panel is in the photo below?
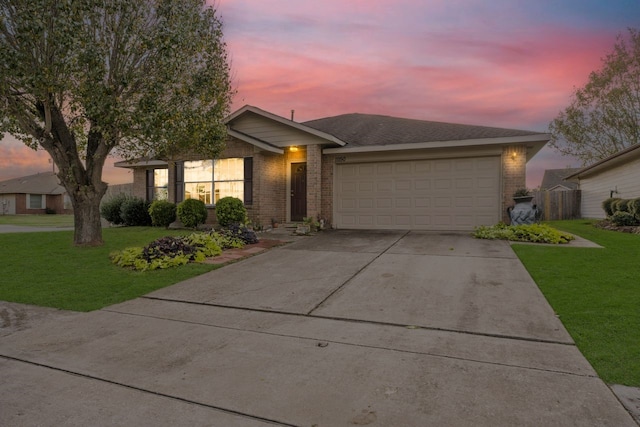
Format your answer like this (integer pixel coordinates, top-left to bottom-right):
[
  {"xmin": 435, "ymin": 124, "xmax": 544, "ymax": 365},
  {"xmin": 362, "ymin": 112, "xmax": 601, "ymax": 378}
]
[
  {"xmin": 377, "ymin": 198, "xmax": 392, "ymax": 208},
  {"xmin": 395, "ymin": 180, "xmax": 411, "ymax": 191},
  {"xmin": 415, "ymin": 179, "xmax": 431, "ymax": 190},
  {"xmin": 335, "ymin": 157, "xmax": 500, "ymax": 230},
  {"xmin": 477, "ymin": 177, "xmax": 497, "ymax": 189},
  {"xmin": 455, "ymin": 178, "xmax": 473, "ymax": 189},
  {"xmin": 434, "ymin": 179, "xmax": 451, "ymax": 190},
  {"xmin": 415, "ymin": 198, "xmax": 430, "ymax": 208},
  {"xmin": 455, "ymin": 197, "xmax": 473, "ymax": 208}
]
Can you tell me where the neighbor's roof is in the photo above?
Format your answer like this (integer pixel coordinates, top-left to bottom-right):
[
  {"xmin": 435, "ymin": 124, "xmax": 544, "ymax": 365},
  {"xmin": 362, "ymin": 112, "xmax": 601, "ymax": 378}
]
[
  {"xmin": 304, "ymin": 113, "xmax": 545, "ymax": 147},
  {"xmin": 540, "ymin": 168, "xmax": 581, "ymax": 190},
  {"xmin": 565, "ymin": 143, "xmax": 640, "ymax": 180},
  {"xmin": 0, "ymin": 172, "xmax": 66, "ymax": 195}
]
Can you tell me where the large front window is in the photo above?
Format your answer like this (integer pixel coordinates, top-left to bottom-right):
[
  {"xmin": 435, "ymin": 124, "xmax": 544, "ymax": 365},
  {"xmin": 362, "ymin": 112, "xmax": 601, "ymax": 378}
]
[
  {"xmin": 214, "ymin": 158, "xmax": 244, "ymax": 203},
  {"xmin": 184, "ymin": 160, "xmax": 214, "ymax": 204},
  {"xmin": 182, "ymin": 158, "xmax": 250, "ymax": 205}
]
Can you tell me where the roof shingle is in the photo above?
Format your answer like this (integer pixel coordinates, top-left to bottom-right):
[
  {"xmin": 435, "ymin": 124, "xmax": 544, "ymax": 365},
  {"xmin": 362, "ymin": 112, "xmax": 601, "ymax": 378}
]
[
  {"xmin": 303, "ymin": 113, "xmax": 542, "ymax": 147},
  {"xmin": 0, "ymin": 172, "xmax": 66, "ymax": 195}
]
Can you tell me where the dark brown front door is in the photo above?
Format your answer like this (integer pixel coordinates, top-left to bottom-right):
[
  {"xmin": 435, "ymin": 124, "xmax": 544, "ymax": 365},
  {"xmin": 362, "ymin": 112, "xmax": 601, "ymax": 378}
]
[{"xmin": 290, "ymin": 163, "xmax": 307, "ymax": 221}]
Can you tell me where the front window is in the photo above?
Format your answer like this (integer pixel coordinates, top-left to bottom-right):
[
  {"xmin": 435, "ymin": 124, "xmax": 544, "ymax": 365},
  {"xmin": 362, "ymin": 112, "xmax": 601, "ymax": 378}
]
[
  {"xmin": 184, "ymin": 160, "xmax": 213, "ymax": 204},
  {"xmin": 214, "ymin": 158, "xmax": 244, "ymax": 203},
  {"xmin": 28, "ymin": 194, "xmax": 45, "ymax": 209},
  {"xmin": 181, "ymin": 158, "xmax": 250, "ymax": 205},
  {"xmin": 153, "ymin": 169, "xmax": 168, "ymax": 200},
  {"xmin": 146, "ymin": 168, "xmax": 169, "ymax": 201}
]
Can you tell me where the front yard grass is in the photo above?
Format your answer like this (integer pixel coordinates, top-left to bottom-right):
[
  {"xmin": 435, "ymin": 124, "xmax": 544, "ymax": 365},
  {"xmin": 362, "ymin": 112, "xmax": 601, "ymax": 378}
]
[
  {"xmin": 0, "ymin": 214, "xmax": 74, "ymax": 227},
  {"xmin": 0, "ymin": 227, "xmax": 218, "ymax": 311},
  {"xmin": 512, "ymin": 220, "xmax": 640, "ymax": 387}
]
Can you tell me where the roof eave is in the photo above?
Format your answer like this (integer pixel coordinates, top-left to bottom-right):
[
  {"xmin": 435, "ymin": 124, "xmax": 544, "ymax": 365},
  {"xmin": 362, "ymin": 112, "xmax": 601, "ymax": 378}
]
[
  {"xmin": 114, "ymin": 159, "xmax": 168, "ymax": 169},
  {"xmin": 324, "ymin": 134, "xmax": 550, "ymax": 159},
  {"xmin": 227, "ymin": 129, "xmax": 284, "ymax": 154},
  {"xmin": 565, "ymin": 144, "xmax": 640, "ymax": 180}
]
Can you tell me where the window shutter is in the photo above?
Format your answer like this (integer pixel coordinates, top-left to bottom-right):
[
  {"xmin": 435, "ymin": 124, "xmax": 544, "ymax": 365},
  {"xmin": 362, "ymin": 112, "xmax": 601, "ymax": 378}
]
[
  {"xmin": 244, "ymin": 157, "xmax": 253, "ymax": 205},
  {"xmin": 146, "ymin": 170, "xmax": 154, "ymax": 202},
  {"xmin": 175, "ymin": 162, "xmax": 184, "ymax": 202}
]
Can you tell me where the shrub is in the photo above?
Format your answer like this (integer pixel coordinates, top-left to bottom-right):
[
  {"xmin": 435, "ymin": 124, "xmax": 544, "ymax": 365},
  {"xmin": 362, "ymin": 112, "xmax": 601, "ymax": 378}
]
[
  {"xmin": 120, "ymin": 197, "xmax": 152, "ymax": 226},
  {"xmin": 513, "ymin": 188, "xmax": 531, "ymax": 197},
  {"xmin": 100, "ymin": 193, "xmax": 129, "ymax": 225},
  {"xmin": 629, "ymin": 198, "xmax": 640, "ymax": 219},
  {"xmin": 177, "ymin": 198, "xmax": 208, "ymax": 228},
  {"xmin": 148, "ymin": 200, "xmax": 177, "ymax": 228},
  {"xmin": 110, "ymin": 233, "xmax": 223, "ymax": 271},
  {"xmin": 220, "ymin": 223, "xmax": 258, "ymax": 245},
  {"xmin": 602, "ymin": 198, "xmax": 621, "ymax": 217},
  {"xmin": 610, "ymin": 211, "xmax": 638, "ymax": 227},
  {"xmin": 473, "ymin": 223, "xmax": 574, "ymax": 244},
  {"xmin": 614, "ymin": 199, "xmax": 630, "ymax": 213},
  {"xmin": 215, "ymin": 196, "xmax": 247, "ymax": 227}
]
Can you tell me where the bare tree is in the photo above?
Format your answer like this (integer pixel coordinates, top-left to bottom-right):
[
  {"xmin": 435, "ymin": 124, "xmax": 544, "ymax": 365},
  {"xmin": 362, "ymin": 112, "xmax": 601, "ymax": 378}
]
[
  {"xmin": 0, "ymin": 0, "xmax": 233, "ymax": 245},
  {"xmin": 549, "ymin": 28, "xmax": 640, "ymax": 165}
]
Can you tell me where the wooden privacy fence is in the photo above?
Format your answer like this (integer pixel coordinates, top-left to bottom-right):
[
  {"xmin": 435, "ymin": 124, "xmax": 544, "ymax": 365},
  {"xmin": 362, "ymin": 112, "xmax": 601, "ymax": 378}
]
[{"xmin": 530, "ymin": 190, "xmax": 581, "ymax": 221}]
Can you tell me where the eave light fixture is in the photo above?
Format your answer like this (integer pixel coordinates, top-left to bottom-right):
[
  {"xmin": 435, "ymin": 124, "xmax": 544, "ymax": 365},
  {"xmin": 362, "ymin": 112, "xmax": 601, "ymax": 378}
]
[{"xmin": 289, "ymin": 146, "xmax": 298, "ymax": 152}]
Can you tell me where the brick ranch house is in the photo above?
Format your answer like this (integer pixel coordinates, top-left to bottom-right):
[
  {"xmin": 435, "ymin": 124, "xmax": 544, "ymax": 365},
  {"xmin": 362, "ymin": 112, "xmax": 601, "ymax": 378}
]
[
  {"xmin": 116, "ymin": 105, "xmax": 549, "ymax": 230},
  {"xmin": 0, "ymin": 171, "xmax": 72, "ymax": 215}
]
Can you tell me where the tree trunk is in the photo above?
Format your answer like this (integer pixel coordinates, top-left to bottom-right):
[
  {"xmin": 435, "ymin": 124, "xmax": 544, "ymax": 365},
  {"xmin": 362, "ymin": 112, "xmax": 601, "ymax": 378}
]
[{"xmin": 69, "ymin": 185, "xmax": 107, "ymax": 246}]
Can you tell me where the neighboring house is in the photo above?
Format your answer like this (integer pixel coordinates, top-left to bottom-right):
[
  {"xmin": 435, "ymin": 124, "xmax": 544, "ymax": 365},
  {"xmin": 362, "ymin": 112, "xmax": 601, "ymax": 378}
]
[
  {"xmin": 116, "ymin": 105, "xmax": 549, "ymax": 230},
  {"xmin": 539, "ymin": 168, "xmax": 580, "ymax": 191},
  {"xmin": 565, "ymin": 144, "xmax": 640, "ymax": 219},
  {"xmin": 0, "ymin": 172, "xmax": 71, "ymax": 215}
]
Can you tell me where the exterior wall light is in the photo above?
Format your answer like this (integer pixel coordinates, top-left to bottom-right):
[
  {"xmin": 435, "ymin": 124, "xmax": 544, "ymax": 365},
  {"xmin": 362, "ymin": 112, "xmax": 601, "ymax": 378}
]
[
  {"xmin": 290, "ymin": 146, "xmax": 298, "ymax": 152},
  {"xmin": 511, "ymin": 152, "xmax": 517, "ymax": 160}
]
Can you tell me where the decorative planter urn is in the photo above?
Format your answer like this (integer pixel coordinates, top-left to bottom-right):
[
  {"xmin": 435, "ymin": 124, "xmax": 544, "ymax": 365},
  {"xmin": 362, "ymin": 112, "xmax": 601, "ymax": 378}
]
[{"xmin": 508, "ymin": 196, "xmax": 538, "ymax": 225}]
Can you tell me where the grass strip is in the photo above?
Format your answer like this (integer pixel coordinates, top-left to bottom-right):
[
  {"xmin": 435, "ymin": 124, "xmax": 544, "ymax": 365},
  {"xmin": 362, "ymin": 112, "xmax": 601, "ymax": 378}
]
[
  {"xmin": 0, "ymin": 227, "xmax": 218, "ymax": 312},
  {"xmin": 512, "ymin": 220, "xmax": 640, "ymax": 386}
]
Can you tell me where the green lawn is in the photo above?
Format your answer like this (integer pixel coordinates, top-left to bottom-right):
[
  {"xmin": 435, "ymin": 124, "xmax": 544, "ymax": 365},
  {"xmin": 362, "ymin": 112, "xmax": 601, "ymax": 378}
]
[
  {"xmin": 0, "ymin": 227, "xmax": 218, "ymax": 311},
  {"xmin": 512, "ymin": 220, "xmax": 640, "ymax": 386},
  {"xmin": 0, "ymin": 214, "xmax": 74, "ymax": 227}
]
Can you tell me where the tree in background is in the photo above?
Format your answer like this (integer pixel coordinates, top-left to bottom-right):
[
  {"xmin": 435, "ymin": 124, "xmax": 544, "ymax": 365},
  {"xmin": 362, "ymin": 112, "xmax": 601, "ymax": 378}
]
[
  {"xmin": 0, "ymin": 0, "xmax": 233, "ymax": 245},
  {"xmin": 549, "ymin": 28, "xmax": 640, "ymax": 166}
]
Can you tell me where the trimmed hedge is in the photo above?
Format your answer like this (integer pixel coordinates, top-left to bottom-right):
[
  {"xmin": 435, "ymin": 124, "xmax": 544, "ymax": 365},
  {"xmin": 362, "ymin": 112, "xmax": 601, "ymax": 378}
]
[
  {"xmin": 100, "ymin": 193, "xmax": 129, "ymax": 225},
  {"xmin": 177, "ymin": 198, "xmax": 208, "ymax": 228},
  {"xmin": 602, "ymin": 196, "xmax": 640, "ymax": 225},
  {"xmin": 215, "ymin": 196, "xmax": 247, "ymax": 227},
  {"xmin": 149, "ymin": 200, "xmax": 177, "ymax": 228},
  {"xmin": 121, "ymin": 197, "xmax": 152, "ymax": 226}
]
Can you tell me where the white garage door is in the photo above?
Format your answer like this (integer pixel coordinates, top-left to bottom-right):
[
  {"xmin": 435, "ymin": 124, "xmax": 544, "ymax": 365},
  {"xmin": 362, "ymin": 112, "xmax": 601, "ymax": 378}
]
[{"xmin": 334, "ymin": 157, "xmax": 501, "ymax": 230}]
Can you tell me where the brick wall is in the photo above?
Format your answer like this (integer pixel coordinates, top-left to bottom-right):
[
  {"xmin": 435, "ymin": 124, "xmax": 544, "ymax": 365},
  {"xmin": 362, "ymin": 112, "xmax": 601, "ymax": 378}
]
[
  {"xmin": 502, "ymin": 145, "xmax": 527, "ymax": 223},
  {"xmin": 132, "ymin": 169, "xmax": 147, "ymax": 200},
  {"xmin": 254, "ymin": 151, "xmax": 286, "ymax": 227},
  {"xmin": 321, "ymin": 153, "xmax": 335, "ymax": 226},
  {"xmin": 306, "ymin": 145, "xmax": 322, "ymax": 220}
]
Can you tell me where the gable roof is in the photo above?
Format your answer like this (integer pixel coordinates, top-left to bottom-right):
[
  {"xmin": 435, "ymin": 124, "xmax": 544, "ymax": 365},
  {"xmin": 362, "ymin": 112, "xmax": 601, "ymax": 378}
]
[
  {"xmin": 565, "ymin": 144, "xmax": 640, "ymax": 180},
  {"xmin": 0, "ymin": 172, "xmax": 66, "ymax": 195},
  {"xmin": 226, "ymin": 105, "xmax": 347, "ymax": 150},
  {"xmin": 540, "ymin": 168, "xmax": 581, "ymax": 190},
  {"xmin": 305, "ymin": 113, "xmax": 549, "ymax": 159},
  {"xmin": 304, "ymin": 113, "xmax": 543, "ymax": 146}
]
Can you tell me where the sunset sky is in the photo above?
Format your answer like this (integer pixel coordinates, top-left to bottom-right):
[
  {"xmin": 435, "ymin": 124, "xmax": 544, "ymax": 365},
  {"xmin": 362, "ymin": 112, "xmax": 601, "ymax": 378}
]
[{"xmin": 1, "ymin": 0, "xmax": 638, "ymax": 188}]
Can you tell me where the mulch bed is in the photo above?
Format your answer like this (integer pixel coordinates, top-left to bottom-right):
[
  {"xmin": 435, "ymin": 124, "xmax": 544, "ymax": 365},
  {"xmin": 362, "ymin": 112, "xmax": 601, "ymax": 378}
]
[
  {"xmin": 593, "ymin": 220, "xmax": 640, "ymax": 234},
  {"xmin": 204, "ymin": 239, "xmax": 289, "ymax": 265}
]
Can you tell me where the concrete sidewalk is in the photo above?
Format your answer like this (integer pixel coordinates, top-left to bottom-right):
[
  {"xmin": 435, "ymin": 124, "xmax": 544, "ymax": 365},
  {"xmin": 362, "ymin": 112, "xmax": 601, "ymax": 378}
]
[{"xmin": 0, "ymin": 230, "xmax": 636, "ymax": 426}]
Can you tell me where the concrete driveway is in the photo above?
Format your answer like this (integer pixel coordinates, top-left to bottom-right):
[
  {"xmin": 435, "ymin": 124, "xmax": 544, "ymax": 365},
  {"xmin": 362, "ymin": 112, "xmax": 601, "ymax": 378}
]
[{"xmin": 0, "ymin": 230, "xmax": 635, "ymax": 426}]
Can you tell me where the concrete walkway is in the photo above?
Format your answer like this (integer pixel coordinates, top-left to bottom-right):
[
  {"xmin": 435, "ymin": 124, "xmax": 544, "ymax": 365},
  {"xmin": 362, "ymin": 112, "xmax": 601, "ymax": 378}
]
[{"xmin": 0, "ymin": 230, "xmax": 636, "ymax": 426}]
